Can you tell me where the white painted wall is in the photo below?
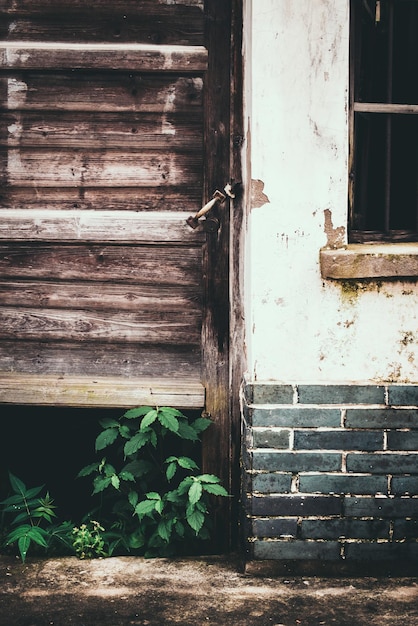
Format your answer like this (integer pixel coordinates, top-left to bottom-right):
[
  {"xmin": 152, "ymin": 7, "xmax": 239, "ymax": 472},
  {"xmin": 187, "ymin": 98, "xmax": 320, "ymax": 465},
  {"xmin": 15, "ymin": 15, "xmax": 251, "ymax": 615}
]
[{"xmin": 245, "ymin": 0, "xmax": 418, "ymax": 384}]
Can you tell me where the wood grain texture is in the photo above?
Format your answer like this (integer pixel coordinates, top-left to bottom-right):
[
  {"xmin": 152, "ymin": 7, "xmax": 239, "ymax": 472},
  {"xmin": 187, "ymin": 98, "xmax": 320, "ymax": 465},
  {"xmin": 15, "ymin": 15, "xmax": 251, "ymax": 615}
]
[
  {"xmin": 0, "ymin": 0, "xmax": 204, "ymax": 14},
  {"xmin": 0, "ymin": 2, "xmax": 204, "ymax": 46},
  {"xmin": 0, "ymin": 187, "xmax": 202, "ymax": 212},
  {"xmin": 0, "ymin": 373, "xmax": 205, "ymax": 408},
  {"xmin": 2, "ymin": 111, "xmax": 202, "ymax": 150},
  {"xmin": 0, "ymin": 307, "xmax": 200, "ymax": 344},
  {"xmin": 2, "ymin": 151, "xmax": 202, "ymax": 187},
  {"xmin": 0, "ymin": 281, "xmax": 201, "ymax": 313},
  {"xmin": 0, "ymin": 243, "xmax": 202, "ymax": 284},
  {"xmin": 0, "ymin": 43, "xmax": 208, "ymax": 72},
  {"xmin": 0, "ymin": 210, "xmax": 205, "ymax": 243},
  {"xmin": 0, "ymin": 74, "xmax": 204, "ymax": 113},
  {"xmin": 0, "ymin": 341, "xmax": 201, "ymax": 379}
]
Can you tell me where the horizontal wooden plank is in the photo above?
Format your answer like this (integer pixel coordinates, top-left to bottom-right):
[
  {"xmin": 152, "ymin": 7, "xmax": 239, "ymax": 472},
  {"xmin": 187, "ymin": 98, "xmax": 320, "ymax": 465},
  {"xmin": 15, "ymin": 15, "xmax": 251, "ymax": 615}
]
[
  {"xmin": 0, "ymin": 42, "xmax": 208, "ymax": 72},
  {"xmin": 2, "ymin": 111, "xmax": 202, "ymax": 150},
  {"xmin": 0, "ymin": 75, "xmax": 204, "ymax": 113},
  {"xmin": 0, "ymin": 280, "xmax": 202, "ymax": 312},
  {"xmin": 0, "ymin": 341, "xmax": 201, "ymax": 379},
  {"xmin": 354, "ymin": 102, "xmax": 418, "ymax": 115},
  {"xmin": 0, "ymin": 373, "xmax": 205, "ymax": 408},
  {"xmin": 0, "ymin": 210, "xmax": 205, "ymax": 243},
  {"xmin": 0, "ymin": 0, "xmax": 204, "ymax": 14},
  {"xmin": 0, "ymin": 8, "xmax": 204, "ymax": 46},
  {"xmin": 0, "ymin": 243, "xmax": 202, "ymax": 284},
  {"xmin": 0, "ymin": 306, "xmax": 201, "ymax": 343},
  {"xmin": 0, "ymin": 187, "xmax": 202, "ymax": 212},
  {"xmin": 1, "ymin": 150, "xmax": 202, "ymax": 187}
]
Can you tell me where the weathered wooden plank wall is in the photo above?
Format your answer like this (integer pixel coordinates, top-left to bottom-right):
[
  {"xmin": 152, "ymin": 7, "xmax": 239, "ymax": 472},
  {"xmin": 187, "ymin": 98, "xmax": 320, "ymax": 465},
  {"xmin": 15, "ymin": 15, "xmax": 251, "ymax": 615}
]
[{"xmin": 0, "ymin": 0, "xmax": 207, "ymax": 406}]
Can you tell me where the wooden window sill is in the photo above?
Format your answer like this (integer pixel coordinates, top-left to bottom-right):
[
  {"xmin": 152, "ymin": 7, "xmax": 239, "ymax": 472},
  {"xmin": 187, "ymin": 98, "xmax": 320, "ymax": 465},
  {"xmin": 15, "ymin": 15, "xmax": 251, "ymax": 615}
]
[{"xmin": 320, "ymin": 243, "xmax": 418, "ymax": 280}]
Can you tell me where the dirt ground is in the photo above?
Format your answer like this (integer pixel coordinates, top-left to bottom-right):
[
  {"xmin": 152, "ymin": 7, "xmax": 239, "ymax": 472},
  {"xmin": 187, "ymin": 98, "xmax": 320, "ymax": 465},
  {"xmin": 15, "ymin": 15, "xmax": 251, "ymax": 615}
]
[{"xmin": 1, "ymin": 554, "xmax": 418, "ymax": 626}]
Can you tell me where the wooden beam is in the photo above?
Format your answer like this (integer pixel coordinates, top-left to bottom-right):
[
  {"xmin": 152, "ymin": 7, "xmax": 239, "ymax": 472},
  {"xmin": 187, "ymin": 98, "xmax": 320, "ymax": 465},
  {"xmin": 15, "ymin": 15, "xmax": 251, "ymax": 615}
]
[
  {"xmin": 0, "ymin": 373, "xmax": 205, "ymax": 408},
  {"xmin": 0, "ymin": 42, "xmax": 208, "ymax": 72},
  {"xmin": 0, "ymin": 210, "xmax": 205, "ymax": 243},
  {"xmin": 354, "ymin": 102, "xmax": 418, "ymax": 115}
]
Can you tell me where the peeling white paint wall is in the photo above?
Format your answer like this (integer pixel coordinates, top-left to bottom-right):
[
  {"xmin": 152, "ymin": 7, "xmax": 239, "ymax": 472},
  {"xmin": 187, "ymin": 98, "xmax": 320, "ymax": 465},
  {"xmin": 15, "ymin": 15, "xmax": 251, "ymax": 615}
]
[{"xmin": 245, "ymin": 0, "xmax": 418, "ymax": 384}]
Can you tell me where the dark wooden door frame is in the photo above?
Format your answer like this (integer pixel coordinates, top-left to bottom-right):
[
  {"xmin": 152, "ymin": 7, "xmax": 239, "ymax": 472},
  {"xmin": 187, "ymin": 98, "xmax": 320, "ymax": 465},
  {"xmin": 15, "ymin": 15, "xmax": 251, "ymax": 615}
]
[{"xmin": 201, "ymin": 0, "xmax": 244, "ymax": 551}]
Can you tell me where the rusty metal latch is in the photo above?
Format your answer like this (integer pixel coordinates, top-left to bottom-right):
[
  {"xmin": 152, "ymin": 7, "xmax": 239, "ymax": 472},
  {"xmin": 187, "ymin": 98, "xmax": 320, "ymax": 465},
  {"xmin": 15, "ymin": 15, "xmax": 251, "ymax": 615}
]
[{"xmin": 186, "ymin": 184, "xmax": 236, "ymax": 232}]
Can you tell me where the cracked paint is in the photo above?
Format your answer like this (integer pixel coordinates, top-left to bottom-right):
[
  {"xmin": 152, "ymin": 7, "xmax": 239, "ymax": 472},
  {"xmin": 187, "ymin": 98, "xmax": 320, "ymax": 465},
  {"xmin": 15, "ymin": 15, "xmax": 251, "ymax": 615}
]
[{"xmin": 323, "ymin": 208, "xmax": 345, "ymax": 248}]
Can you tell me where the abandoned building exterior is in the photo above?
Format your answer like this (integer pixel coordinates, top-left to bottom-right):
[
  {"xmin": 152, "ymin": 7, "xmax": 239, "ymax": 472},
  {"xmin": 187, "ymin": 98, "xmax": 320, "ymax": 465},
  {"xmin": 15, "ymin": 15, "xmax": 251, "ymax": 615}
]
[
  {"xmin": 242, "ymin": 0, "xmax": 418, "ymax": 566},
  {"xmin": 0, "ymin": 0, "xmax": 417, "ymax": 567}
]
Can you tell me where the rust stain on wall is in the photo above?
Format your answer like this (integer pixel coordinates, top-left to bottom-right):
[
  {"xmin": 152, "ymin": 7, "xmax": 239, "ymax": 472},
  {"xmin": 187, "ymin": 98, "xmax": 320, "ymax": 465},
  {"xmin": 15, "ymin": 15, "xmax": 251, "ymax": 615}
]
[
  {"xmin": 323, "ymin": 208, "xmax": 345, "ymax": 248},
  {"xmin": 251, "ymin": 179, "xmax": 270, "ymax": 208}
]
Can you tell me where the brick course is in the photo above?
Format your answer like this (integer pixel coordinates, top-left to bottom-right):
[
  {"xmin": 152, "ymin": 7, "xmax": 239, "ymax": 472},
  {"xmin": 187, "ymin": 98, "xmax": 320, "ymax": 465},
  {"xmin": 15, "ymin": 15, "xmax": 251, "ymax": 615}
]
[{"xmin": 242, "ymin": 381, "xmax": 418, "ymax": 565}]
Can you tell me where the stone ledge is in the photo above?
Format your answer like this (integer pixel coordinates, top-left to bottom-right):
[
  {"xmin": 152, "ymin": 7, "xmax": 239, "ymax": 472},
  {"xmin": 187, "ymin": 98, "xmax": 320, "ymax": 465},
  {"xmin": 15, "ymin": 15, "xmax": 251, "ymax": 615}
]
[{"xmin": 320, "ymin": 243, "xmax": 418, "ymax": 279}]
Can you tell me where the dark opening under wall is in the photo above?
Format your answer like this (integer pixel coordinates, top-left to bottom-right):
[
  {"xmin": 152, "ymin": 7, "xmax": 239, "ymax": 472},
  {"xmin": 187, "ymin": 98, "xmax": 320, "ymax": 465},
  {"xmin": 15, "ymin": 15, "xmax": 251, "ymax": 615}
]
[
  {"xmin": 0, "ymin": 405, "xmax": 203, "ymax": 525},
  {"xmin": 0, "ymin": 406, "xmax": 122, "ymax": 522}
]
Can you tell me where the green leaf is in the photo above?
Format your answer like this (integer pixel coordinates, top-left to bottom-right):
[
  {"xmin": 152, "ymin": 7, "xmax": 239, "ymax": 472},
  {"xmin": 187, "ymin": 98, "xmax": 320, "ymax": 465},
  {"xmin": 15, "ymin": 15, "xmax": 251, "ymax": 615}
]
[
  {"xmin": 176, "ymin": 422, "xmax": 199, "ymax": 441},
  {"xmin": 146, "ymin": 492, "xmax": 161, "ymax": 500},
  {"xmin": 118, "ymin": 424, "xmax": 131, "ymax": 439},
  {"xmin": 9, "ymin": 473, "xmax": 26, "ymax": 495},
  {"xmin": 165, "ymin": 489, "xmax": 182, "ymax": 503},
  {"xmin": 95, "ymin": 427, "xmax": 118, "ymax": 451},
  {"xmin": 92, "ymin": 475, "xmax": 112, "ymax": 494},
  {"xmin": 191, "ymin": 417, "xmax": 212, "ymax": 433},
  {"xmin": 5, "ymin": 524, "xmax": 33, "ymax": 543},
  {"xmin": 18, "ymin": 536, "xmax": 31, "ymax": 563},
  {"xmin": 77, "ymin": 462, "xmax": 99, "ymax": 478},
  {"xmin": 197, "ymin": 474, "xmax": 222, "ymax": 484},
  {"xmin": 175, "ymin": 520, "xmax": 185, "ymax": 538},
  {"xmin": 186, "ymin": 508, "xmax": 205, "ymax": 534},
  {"xmin": 166, "ymin": 462, "xmax": 176, "ymax": 481},
  {"xmin": 128, "ymin": 529, "xmax": 145, "ymax": 549},
  {"xmin": 177, "ymin": 477, "xmax": 193, "ymax": 495},
  {"xmin": 124, "ymin": 431, "xmax": 149, "ymax": 456},
  {"xmin": 102, "ymin": 462, "xmax": 116, "ymax": 477},
  {"xmin": 202, "ymin": 484, "xmax": 229, "ymax": 497},
  {"xmin": 135, "ymin": 499, "xmax": 158, "ymax": 519},
  {"xmin": 27, "ymin": 527, "xmax": 48, "ymax": 548},
  {"xmin": 158, "ymin": 408, "xmax": 179, "ymax": 433},
  {"xmin": 25, "ymin": 485, "xmax": 45, "ymax": 499},
  {"xmin": 188, "ymin": 481, "xmax": 203, "ymax": 505},
  {"xmin": 111, "ymin": 474, "xmax": 120, "ymax": 490},
  {"xmin": 123, "ymin": 459, "xmax": 152, "ymax": 477},
  {"xmin": 178, "ymin": 456, "xmax": 199, "ymax": 470},
  {"xmin": 119, "ymin": 470, "xmax": 135, "ymax": 482},
  {"xmin": 99, "ymin": 417, "xmax": 119, "ymax": 429},
  {"xmin": 128, "ymin": 490, "xmax": 139, "ymax": 509},
  {"xmin": 123, "ymin": 406, "xmax": 154, "ymax": 419},
  {"xmin": 157, "ymin": 519, "xmax": 172, "ymax": 543},
  {"xmin": 140, "ymin": 409, "xmax": 158, "ymax": 430}
]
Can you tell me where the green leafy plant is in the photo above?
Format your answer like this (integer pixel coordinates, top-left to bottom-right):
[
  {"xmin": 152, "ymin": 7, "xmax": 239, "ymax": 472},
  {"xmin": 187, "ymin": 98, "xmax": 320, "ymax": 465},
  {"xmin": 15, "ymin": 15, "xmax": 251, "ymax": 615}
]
[
  {"xmin": 78, "ymin": 406, "xmax": 229, "ymax": 557},
  {"xmin": 1, "ymin": 473, "xmax": 74, "ymax": 562},
  {"xmin": 72, "ymin": 520, "xmax": 107, "ymax": 559}
]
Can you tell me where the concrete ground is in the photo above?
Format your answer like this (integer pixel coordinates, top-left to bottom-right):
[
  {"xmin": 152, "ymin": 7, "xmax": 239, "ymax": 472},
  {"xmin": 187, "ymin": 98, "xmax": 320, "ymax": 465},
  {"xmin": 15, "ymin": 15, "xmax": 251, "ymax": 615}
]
[{"xmin": 1, "ymin": 554, "xmax": 418, "ymax": 626}]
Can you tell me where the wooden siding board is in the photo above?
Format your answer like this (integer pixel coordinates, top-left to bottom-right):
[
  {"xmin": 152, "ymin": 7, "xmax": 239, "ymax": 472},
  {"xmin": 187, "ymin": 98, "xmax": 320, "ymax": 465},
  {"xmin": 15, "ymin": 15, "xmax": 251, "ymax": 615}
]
[
  {"xmin": 0, "ymin": 342, "xmax": 201, "ymax": 379},
  {"xmin": 0, "ymin": 211, "xmax": 205, "ymax": 243},
  {"xmin": 0, "ymin": 243, "xmax": 202, "ymax": 284},
  {"xmin": 1, "ymin": 151, "xmax": 202, "ymax": 188},
  {"xmin": 0, "ymin": 0, "xmax": 204, "ymax": 15},
  {"xmin": 2, "ymin": 111, "xmax": 203, "ymax": 150},
  {"xmin": 0, "ymin": 74, "xmax": 203, "ymax": 113},
  {"xmin": 0, "ymin": 43, "xmax": 208, "ymax": 72},
  {"xmin": 0, "ymin": 281, "xmax": 202, "ymax": 313},
  {"xmin": 0, "ymin": 188, "xmax": 202, "ymax": 212},
  {"xmin": 0, "ymin": 373, "xmax": 205, "ymax": 409},
  {"xmin": 0, "ymin": 307, "xmax": 201, "ymax": 344}
]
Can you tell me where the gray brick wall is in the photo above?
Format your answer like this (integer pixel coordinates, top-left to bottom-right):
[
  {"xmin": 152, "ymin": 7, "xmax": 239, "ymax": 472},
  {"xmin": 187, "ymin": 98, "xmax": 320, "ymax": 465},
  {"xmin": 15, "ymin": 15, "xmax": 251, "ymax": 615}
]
[{"xmin": 242, "ymin": 381, "xmax": 418, "ymax": 564}]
